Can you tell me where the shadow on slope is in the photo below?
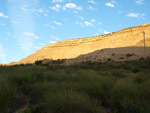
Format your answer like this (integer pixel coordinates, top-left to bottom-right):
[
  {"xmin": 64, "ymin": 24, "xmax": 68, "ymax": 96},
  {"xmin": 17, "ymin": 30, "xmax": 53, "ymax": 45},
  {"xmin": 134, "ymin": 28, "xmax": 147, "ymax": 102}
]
[{"xmin": 64, "ymin": 46, "xmax": 150, "ymax": 65}]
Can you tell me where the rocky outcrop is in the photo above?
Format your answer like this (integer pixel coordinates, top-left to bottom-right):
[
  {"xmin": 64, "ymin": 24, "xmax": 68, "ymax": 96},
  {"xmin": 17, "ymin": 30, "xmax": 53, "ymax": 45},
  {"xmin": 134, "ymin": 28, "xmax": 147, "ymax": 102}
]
[{"xmin": 18, "ymin": 23, "xmax": 150, "ymax": 64}]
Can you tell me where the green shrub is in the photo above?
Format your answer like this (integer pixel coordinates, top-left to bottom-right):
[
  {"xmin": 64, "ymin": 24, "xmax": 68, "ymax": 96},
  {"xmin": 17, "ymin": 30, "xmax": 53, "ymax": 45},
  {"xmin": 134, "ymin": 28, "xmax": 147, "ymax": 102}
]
[
  {"xmin": 119, "ymin": 57, "xmax": 124, "ymax": 59},
  {"xmin": 35, "ymin": 60, "xmax": 43, "ymax": 65},
  {"xmin": 42, "ymin": 90, "xmax": 100, "ymax": 113},
  {"xmin": 112, "ymin": 70, "xmax": 126, "ymax": 78},
  {"xmin": 0, "ymin": 58, "xmax": 150, "ymax": 113},
  {"xmin": 126, "ymin": 53, "xmax": 135, "ymax": 58},
  {"xmin": 0, "ymin": 77, "xmax": 17, "ymax": 112},
  {"xmin": 134, "ymin": 73, "xmax": 149, "ymax": 84},
  {"xmin": 110, "ymin": 79, "xmax": 139, "ymax": 113},
  {"xmin": 139, "ymin": 80, "xmax": 150, "ymax": 100}
]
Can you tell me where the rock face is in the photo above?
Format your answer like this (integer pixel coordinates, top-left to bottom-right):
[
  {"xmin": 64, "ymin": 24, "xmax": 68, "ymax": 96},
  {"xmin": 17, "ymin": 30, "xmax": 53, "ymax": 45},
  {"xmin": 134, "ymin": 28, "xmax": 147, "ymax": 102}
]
[{"xmin": 19, "ymin": 23, "xmax": 150, "ymax": 64}]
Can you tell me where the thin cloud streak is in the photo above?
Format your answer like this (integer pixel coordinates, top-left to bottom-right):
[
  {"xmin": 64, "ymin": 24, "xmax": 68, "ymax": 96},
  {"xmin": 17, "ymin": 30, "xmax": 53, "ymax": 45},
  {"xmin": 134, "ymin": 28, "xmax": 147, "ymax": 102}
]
[
  {"xmin": 0, "ymin": 12, "xmax": 9, "ymax": 18},
  {"xmin": 53, "ymin": 21, "xmax": 62, "ymax": 26},
  {"xmin": 24, "ymin": 32, "xmax": 39, "ymax": 39},
  {"xmin": 136, "ymin": 0, "xmax": 144, "ymax": 5}
]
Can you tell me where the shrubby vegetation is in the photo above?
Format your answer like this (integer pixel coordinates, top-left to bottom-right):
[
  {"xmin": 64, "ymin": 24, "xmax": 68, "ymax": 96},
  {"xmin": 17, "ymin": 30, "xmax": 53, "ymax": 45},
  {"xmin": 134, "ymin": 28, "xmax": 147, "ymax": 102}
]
[{"xmin": 0, "ymin": 58, "xmax": 150, "ymax": 113}]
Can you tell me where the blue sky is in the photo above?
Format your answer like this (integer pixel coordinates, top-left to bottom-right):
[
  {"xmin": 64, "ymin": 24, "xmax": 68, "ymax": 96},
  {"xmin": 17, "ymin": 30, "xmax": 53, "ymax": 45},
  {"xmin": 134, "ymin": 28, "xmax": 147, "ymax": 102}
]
[{"xmin": 0, "ymin": 0, "xmax": 150, "ymax": 64}]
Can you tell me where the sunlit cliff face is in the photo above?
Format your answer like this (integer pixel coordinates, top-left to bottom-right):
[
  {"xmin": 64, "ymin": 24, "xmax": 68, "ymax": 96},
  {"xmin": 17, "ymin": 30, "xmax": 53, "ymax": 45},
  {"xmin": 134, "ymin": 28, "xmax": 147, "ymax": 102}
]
[{"xmin": 10, "ymin": 23, "xmax": 149, "ymax": 65}]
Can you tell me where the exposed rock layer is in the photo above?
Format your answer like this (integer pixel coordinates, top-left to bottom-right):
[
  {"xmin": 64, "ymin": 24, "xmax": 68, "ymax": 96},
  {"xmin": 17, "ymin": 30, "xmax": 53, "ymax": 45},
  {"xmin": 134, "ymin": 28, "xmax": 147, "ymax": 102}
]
[{"xmin": 16, "ymin": 23, "xmax": 150, "ymax": 64}]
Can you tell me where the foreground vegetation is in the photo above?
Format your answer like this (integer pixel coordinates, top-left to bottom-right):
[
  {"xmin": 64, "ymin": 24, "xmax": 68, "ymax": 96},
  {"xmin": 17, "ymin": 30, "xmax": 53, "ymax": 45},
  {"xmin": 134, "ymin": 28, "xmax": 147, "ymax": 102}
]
[{"xmin": 0, "ymin": 58, "xmax": 150, "ymax": 113}]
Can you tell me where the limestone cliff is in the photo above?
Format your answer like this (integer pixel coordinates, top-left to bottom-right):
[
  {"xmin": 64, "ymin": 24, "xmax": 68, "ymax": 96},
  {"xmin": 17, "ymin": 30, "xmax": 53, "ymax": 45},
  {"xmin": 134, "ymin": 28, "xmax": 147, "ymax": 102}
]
[{"xmin": 19, "ymin": 23, "xmax": 150, "ymax": 64}]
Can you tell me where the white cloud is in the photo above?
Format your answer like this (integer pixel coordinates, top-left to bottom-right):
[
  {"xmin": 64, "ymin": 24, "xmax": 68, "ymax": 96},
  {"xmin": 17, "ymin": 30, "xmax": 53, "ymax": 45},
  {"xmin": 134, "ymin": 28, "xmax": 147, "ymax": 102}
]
[
  {"xmin": 98, "ymin": 22, "xmax": 102, "ymax": 25},
  {"xmin": 21, "ymin": 5, "xmax": 28, "ymax": 11},
  {"xmin": 0, "ymin": 12, "xmax": 9, "ymax": 18},
  {"xmin": 51, "ymin": 26, "xmax": 56, "ymax": 29},
  {"xmin": 104, "ymin": 30, "xmax": 110, "ymax": 34},
  {"xmin": 50, "ymin": 4, "xmax": 62, "ymax": 12},
  {"xmin": 105, "ymin": 3, "xmax": 115, "ymax": 7},
  {"xmin": 52, "ymin": 0, "xmax": 63, "ymax": 3},
  {"xmin": 94, "ymin": 33, "xmax": 99, "ymax": 36},
  {"xmin": 50, "ymin": 3, "xmax": 82, "ymax": 12},
  {"xmin": 50, "ymin": 35, "xmax": 60, "ymax": 40},
  {"xmin": 136, "ymin": 0, "xmax": 144, "ymax": 5},
  {"xmin": 91, "ymin": 19, "xmax": 96, "ymax": 22},
  {"xmin": 73, "ymin": 11, "xmax": 78, "ymax": 14},
  {"xmin": 12, "ymin": 21, "xmax": 19, "ymax": 24},
  {"xmin": 53, "ymin": 21, "xmax": 62, "ymax": 26},
  {"xmin": 75, "ymin": 22, "xmax": 85, "ymax": 27},
  {"xmin": 126, "ymin": 13, "xmax": 139, "ymax": 18},
  {"xmin": 140, "ymin": 14, "xmax": 145, "ymax": 20},
  {"xmin": 27, "ymin": 8, "xmax": 46, "ymax": 14},
  {"xmin": 42, "ymin": 24, "xmax": 56, "ymax": 29},
  {"xmin": 65, "ymin": 3, "xmax": 76, "ymax": 8},
  {"xmin": 79, "ymin": 16, "xmax": 84, "ymax": 20},
  {"xmin": 65, "ymin": 3, "xmax": 82, "ymax": 10},
  {"xmin": 87, "ymin": 6, "xmax": 97, "ymax": 10},
  {"xmin": 87, "ymin": 0, "xmax": 97, "ymax": 4},
  {"xmin": 111, "ymin": 0, "xmax": 118, "ymax": 4},
  {"xmin": 38, "ymin": 8, "xmax": 44, "ymax": 13},
  {"xmin": 34, "ymin": 46, "xmax": 42, "ymax": 50},
  {"xmin": 84, "ymin": 21, "xmax": 94, "ymax": 27},
  {"xmin": 49, "ymin": 41, "xmax": 56, "ymax": 44},
  {"xmin": 42, "ymin": 24, "xmax": 50, "ymax": 27},
  {"xmin": 24, "ymin": 32, "xmax": 39, "ymax": 39},
  {"xmin": 126, "ymin": 13, "xmax": 145, "ymax": 19},
  {"xmin": 18, "ymin": 42, "xmax": 36, "ymax": 52}
]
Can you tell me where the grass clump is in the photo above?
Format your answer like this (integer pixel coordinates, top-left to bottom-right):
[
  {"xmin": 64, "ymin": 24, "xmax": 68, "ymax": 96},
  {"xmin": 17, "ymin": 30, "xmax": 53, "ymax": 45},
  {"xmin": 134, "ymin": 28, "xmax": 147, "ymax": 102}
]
[
  {"xmin": 42, "ymin": 90, "xmax": 100, "ymax": 113},
  {"xmin": 110, "ymin": 79, "xmax": 139, "ymax": 113},
  {"xmin": 0, "ymin": 76, "xmax": 17, "ymax": 112}
]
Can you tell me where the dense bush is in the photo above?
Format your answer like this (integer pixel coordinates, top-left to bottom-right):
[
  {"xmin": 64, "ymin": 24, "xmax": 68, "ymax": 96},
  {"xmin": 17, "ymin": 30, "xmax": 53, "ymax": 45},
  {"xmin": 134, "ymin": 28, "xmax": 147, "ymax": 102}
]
[{"xmin": 0, "ymin": 58, "xmax": 150, "ymax": 113}]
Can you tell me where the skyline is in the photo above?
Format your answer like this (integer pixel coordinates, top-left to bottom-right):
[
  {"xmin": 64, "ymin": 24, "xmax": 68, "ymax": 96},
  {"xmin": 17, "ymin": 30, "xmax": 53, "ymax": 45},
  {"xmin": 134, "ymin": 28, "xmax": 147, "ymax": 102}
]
[{"xmin": 0, "ymin": 0, "xmax": 150, "ymax": 64}]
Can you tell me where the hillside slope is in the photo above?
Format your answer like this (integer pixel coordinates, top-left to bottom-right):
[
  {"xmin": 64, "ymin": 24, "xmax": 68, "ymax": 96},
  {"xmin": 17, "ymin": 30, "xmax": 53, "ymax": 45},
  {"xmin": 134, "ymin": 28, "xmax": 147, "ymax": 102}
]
[{"xmin": 17, "ymin": 23, "xmax": 150, "ymax": 64}]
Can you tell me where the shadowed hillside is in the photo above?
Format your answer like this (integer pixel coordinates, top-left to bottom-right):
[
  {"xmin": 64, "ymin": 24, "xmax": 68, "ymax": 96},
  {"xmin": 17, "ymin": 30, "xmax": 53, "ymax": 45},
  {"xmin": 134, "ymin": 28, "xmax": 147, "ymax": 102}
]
[
  {"xmin": 65, "ymin": 47, "xmax": 150, "ymax": 65},
  {"xmin": 40, "ymin": 47, "xmax": 150, "ymax": 65}
]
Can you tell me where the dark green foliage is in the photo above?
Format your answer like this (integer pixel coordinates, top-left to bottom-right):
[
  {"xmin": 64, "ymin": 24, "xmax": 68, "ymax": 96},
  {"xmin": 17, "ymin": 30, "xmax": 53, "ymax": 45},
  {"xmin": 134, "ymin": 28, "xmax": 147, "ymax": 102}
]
[
  {"xmin": 0, "ymin": 76, "xmax": 17, "ymax": 112},
  {"xmin": 119, "ymin": 57, "xmax": 124, "ymax": 59},
  {"xmin": 51, "ymin": 59, "xmax": 65, "ymax": 64},
  {"xmin": 35, "ymin": 59, "xmax": 66, "ymax": 65},
  {"xmin": 0, "ymin": 58, "xmax": 150, "ymax": 113},
  {"xmin": 107, "ymin": 58, "xmax": 112, "ymax": 61},
  {"xmin": 35, "ymin": 60, "xmax": 43, "ymax": 65},
  {"xmin": 112, "ymin": 70, "xmax": 126, "ymax": 78},
  {"xmin": 126, "ymin": 53, "xmax": 135, "ymax": 58}
]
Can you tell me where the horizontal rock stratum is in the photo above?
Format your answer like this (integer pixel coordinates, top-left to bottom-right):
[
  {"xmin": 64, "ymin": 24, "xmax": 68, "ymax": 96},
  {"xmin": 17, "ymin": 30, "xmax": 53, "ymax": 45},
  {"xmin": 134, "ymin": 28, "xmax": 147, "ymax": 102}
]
[{"xmin": 8, "ymin": 23, "xmax": 150, "ymax": 65}]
